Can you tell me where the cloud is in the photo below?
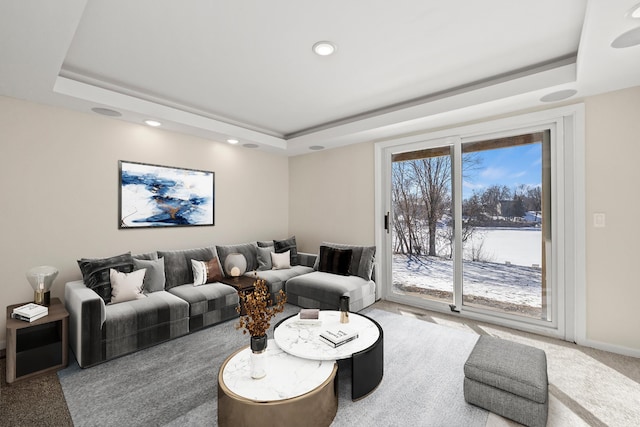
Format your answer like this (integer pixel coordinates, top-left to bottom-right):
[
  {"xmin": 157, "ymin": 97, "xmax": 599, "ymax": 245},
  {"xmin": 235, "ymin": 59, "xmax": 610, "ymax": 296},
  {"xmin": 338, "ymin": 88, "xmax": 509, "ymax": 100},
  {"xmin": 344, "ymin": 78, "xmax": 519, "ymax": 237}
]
[{"xmin": 480, "ymin": 167, "xmax": 508, "ymax": 180}]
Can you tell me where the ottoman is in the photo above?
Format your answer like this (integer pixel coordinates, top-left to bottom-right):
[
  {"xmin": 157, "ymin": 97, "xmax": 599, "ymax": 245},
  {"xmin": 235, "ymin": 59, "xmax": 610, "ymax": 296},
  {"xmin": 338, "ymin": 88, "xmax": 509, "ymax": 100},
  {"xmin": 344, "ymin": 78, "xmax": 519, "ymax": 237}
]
[{"xmin": 464, "ymin": 335, "xmax": 548, "ymax": 427}]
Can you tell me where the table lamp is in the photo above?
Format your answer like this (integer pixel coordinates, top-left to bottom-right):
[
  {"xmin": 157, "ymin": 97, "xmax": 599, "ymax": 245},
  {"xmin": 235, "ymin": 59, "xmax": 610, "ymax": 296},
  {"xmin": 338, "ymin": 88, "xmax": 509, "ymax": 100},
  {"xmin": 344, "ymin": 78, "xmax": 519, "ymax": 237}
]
[
  {"xmin": 224, "ymin": 253, "xmax": 247, "ymax": 278},
  {"xmin": 26, "ymin": 265, "xmax": 58, "ymax": 306}
]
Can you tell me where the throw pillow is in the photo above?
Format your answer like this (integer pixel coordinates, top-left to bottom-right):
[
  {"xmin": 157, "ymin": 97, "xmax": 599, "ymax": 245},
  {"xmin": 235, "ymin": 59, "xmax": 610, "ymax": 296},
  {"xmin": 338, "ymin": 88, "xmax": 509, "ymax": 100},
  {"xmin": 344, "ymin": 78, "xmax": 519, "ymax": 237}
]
[
  {"xmin": 271, "ymin": 250, "xmax": 291, "ymax": 270},
  {"xmin": 109, "ymin": 268, "xmax": 147, "ymax": 304},
  {"xmin": 133, "ymin": 257, "xmax": 166, "ymax": 293},
  {"xmin": 313, "ymin": 242, "xmax": 376, "ymax": 281},
  {"xmin": 273, "ymin": 236, "xmax": 298, "ymax": 266},
  {"xmin": 77, "ymin": 252, "xmax": 135, "ymax": 303},
  {"xmin": 256, "ymin": 246, "xmax": 274, "ymax": 271},
  {"xmin": 318, "ymin": 246, "xmax": 353, "ymax": 276},
  {"xmin": 191, "ymin": 258, "xmax": 224, "ymax": 286}
]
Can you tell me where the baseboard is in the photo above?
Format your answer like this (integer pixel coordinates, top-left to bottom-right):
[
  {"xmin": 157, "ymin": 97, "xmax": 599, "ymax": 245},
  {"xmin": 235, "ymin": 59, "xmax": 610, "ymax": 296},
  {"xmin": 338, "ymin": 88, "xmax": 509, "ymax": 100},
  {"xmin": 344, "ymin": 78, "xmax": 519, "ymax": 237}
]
[{"xmin": 577, "ymin": 337, "xmax": 640, "ymax": 359}]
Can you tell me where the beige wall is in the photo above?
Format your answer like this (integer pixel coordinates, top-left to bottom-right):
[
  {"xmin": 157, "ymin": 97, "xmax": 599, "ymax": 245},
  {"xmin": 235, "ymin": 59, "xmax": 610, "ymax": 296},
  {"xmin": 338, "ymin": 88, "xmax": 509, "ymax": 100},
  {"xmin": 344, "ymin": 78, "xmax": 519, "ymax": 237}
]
[
  {"xmin": 584, "ymin": 86, "xmax": 640, "ymax": 351},
  {"xmin": 289, "ymin": 142, "xmax": 375, "ymax": 253},
  {"xmin": 0, "ymin": 96, "xmax": 290, "ymax": 346}
]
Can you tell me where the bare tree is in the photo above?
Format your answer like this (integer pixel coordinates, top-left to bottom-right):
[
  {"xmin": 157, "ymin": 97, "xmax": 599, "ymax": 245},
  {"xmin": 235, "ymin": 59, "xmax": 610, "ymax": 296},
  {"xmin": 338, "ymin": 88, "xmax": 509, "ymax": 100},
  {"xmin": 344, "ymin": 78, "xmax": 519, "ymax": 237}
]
[
  {"xmin": 411, "ymin": 157, "xmax": 451, "ymax": 256},
  {"xmin": 392, "ymin": 161, "xmax": 423, "ymax": 256}
]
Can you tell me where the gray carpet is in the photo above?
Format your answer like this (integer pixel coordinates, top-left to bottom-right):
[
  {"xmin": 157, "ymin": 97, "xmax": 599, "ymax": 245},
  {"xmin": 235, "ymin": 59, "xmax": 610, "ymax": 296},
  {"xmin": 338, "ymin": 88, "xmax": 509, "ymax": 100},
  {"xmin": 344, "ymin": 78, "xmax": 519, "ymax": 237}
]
[{"xmin": 58, "ymin": 305, "xmax": 488, "ymax": 426}]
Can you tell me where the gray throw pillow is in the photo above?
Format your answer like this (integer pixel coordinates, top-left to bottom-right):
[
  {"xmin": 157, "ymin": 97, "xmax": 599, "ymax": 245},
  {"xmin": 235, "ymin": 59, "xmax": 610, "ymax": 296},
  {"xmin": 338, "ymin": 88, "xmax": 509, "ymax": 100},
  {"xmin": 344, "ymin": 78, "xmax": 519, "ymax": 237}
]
[
  {"xmin": 133, "ymin": 257, "xmax": 166, "ymax": 293},
  {"xmin": 273, "ymin": 236, "xmax": 298, "ymax": 266},
  {"xmin": 256, "ymin": 246, "xmax": 274, "ymax": 271}
]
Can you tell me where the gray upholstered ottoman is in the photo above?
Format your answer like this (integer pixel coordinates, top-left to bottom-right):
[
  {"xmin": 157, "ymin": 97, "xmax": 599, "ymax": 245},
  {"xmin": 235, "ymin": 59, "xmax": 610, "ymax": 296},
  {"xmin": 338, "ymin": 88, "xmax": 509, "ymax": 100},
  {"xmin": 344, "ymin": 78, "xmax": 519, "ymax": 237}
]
[{"xmin": 464, "ymin": 335, "xmax": 549, "ymax": 427}]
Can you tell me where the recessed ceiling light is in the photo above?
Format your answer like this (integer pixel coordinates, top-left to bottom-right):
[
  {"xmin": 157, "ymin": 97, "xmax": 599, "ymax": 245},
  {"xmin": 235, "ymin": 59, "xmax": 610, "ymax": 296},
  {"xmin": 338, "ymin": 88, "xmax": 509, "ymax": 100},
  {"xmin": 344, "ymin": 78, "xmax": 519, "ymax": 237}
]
[
  {"xmin": 611, "ymin": 26, "xmax": 640, "ymax": 48},
  {"xmin": 313, "ymin": 41, "xmax": 336, "ymax": 56},
  {"xmin": 540, "ymin": 89, "xmax": 577, "ymax": 103},
  {"xmin": 144, "ymin": 119, "xmax": 162, "ymax": 127},
  {"xmin": 243, "ymin": 143, "xmax": 259, "ymax": 149},
  {"xmin": 309, "ymin": 145, "xmax": 325, "ymax": 151},
  {"xmin": 627, "ymin": 3, "xmax": 640, "ymax": 19},
  {"xmin": 227, "ymin": 139, "xmax": 239, "ymax": 144},
  {"xmin": 92, "ymin": 107, "xmax": 122, "ymax": 117}
]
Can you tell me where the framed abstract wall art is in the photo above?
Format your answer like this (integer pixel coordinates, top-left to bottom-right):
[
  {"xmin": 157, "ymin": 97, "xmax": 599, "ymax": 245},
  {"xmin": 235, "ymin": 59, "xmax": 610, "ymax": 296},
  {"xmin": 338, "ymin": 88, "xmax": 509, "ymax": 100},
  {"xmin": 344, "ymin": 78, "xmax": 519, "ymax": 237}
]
[{"xmin": 119, "ymin": 161, "xmax": 215, "ymax": 228}]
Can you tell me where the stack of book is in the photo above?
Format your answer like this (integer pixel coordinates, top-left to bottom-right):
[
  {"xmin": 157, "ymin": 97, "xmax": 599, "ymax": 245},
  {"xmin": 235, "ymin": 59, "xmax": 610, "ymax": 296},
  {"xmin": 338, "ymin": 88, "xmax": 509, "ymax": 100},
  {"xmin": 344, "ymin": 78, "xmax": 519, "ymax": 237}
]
[
  {"xmin": 11, "ymin": 303, "xmax": 48, "ymax": 322},
  {"xmin": 319, "ymin": 327, "xmax": 359, "ymax": 348}
]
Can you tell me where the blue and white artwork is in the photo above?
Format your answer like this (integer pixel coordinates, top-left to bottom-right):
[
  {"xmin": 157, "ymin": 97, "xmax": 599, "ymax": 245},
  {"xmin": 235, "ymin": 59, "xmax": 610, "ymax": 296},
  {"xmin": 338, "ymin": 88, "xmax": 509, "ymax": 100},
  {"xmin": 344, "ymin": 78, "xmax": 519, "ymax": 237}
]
[{"xmin": 119, "ymin": 161, "xmax": 214, "ymax": 228}]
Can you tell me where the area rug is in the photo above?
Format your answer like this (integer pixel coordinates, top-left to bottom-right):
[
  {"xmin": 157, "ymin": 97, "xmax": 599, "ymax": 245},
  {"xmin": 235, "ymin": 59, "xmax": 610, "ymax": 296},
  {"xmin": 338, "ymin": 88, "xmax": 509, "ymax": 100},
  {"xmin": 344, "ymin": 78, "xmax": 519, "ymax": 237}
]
[{"xmin": 58, "ymin": 305, "xmax": 488, "ymax": 426}]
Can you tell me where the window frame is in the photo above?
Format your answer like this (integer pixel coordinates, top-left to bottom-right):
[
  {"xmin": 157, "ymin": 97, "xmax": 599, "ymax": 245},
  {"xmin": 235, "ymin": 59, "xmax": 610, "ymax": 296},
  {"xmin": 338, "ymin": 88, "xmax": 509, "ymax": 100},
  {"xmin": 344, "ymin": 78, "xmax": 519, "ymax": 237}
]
[{"xmin": 375, "ymin": 105, "xmax": 585, "ymax": 341}]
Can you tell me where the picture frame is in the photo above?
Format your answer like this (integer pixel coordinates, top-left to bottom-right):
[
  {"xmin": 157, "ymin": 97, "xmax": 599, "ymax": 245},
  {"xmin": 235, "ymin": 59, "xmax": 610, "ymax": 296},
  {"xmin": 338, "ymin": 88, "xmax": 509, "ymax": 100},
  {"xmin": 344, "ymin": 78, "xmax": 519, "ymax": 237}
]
[{"xmin": 119, "ymin": 160, "xmax": 215, "ymax": 228}]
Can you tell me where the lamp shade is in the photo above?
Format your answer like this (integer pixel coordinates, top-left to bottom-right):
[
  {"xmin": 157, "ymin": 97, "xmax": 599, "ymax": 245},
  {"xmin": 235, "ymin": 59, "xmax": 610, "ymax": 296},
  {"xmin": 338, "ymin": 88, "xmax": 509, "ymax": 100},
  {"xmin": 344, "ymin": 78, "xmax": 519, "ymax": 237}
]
[
  {"xmin": 26, "ymin": 266, "xmax": 58, "ymax": 292},
  {"xmin": 224, "ymin": 253, "xmax": 247, "ymax": 277},
  {"xmin": 26, "ymin": 265, "xmax": 58, "ymax": 306}
]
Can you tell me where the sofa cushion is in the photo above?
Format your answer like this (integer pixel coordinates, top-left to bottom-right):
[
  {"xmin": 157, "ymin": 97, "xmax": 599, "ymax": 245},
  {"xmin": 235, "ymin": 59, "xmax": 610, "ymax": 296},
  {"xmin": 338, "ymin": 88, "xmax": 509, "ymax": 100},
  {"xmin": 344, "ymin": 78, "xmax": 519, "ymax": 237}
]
[
  {"xmin": 318, "ymin": 246, "xmax": 352, "ymax": 276},
  {"xmin": 167, "ymin": 283, "xmax": 239, "ymax": 331},
  {"xmin": 216, "ymin": 243, "xmax": 259, "ymax": 274},
  {"xmin": 253, "ymin": 265, "xmax": 314, "ymax": 297},
  {"xmin": 133, "ymin": 257, "xmax": 166, "ymax": 293},
  {"xmin": 191, "ymin": 258, "xmax": 224, "ymax": 285},
  {"xmin": 133, "ymin": 252, "xmax": 158, "ymax": 261},
  {"xmin": 77, "ymin": 252, "xmax": 135, "ymax": 303},
  {"xmin": 285, "ymin": 271, "xmax": 375, "ymax": 311},
  {"xmin": 109, "ymin": 268, "xmax": 147, "ymax": 304},
  {"xmin": 158, "ymin": 247, "xmax": 217, "ymax": 289},
  {"xmin": 313, "ymin": 242, "xmax": 375, "ymax": 281},
  {"xmin": 273, "ymin": 236, "xmax": 298, "ymax": 266},
  {"xmin": 256, "ymin": 246, "xmax": 273, "ymax": 271},
  {"xmin": 103, "ymin": 290, "xmax": 189, "ymax": 360}
]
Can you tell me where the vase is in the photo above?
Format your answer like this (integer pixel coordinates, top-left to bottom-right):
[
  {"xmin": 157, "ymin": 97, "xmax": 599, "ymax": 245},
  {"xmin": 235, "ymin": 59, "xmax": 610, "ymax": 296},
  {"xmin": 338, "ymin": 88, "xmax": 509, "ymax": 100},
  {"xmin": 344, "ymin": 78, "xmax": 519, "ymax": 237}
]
[{"xmin": 249, "ymin": 335, "xmax": 267, "ymax": 379}]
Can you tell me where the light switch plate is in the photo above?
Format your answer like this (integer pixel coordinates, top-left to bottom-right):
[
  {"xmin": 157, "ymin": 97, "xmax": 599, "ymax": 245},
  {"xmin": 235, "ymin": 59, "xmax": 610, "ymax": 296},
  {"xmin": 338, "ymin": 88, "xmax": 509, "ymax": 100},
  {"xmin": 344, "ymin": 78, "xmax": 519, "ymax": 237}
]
[{"xmin": 593, "ymin": 213, "xmax": 606, "ymax": 228}]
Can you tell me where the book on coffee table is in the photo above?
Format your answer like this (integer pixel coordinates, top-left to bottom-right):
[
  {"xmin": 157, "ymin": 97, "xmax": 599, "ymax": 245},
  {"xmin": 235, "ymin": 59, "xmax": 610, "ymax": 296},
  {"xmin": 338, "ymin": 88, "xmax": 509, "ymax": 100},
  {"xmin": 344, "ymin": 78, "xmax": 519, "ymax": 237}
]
[{"xmin": 319, "ymin": 327, "xmax": 359, "ymax": 348}]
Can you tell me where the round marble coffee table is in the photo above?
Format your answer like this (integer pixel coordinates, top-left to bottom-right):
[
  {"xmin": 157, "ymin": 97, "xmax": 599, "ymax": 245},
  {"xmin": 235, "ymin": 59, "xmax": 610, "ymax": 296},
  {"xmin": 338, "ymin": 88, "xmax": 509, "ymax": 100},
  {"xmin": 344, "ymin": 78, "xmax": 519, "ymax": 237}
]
[
  {"xmin": 217, "ymin": 339, "xmax": 338, "ymax": 427},
  {"xmin": 274, "ymin": 311, "xmax": 383, "ymax": 400}
]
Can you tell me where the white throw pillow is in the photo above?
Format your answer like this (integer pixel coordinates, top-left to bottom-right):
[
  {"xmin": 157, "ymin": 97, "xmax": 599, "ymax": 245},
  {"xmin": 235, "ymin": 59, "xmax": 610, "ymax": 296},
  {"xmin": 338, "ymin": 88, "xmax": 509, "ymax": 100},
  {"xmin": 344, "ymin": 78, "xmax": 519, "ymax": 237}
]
[
  {"xmin": 192, "ymin": 259, "xmax": 207, "ymax": 286},
  {"xmin": 271, "ymin": 250, "xmax": 291, "ymax": 270},
  {"xmin": 109, "ymin": 268, "xmax": 147, "ymax": 304}
]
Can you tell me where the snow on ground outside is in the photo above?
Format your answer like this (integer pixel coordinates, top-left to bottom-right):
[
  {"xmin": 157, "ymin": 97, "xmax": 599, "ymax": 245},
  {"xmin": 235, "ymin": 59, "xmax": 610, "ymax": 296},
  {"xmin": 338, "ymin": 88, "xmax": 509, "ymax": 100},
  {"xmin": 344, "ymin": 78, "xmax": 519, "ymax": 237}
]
[
  {"xmin": 393, "ymin": 228, "xmax": 543, "ymax": 307},
  {"xmin": 465, "ymin": 227, "xmax": 541, "ymax": 266}
]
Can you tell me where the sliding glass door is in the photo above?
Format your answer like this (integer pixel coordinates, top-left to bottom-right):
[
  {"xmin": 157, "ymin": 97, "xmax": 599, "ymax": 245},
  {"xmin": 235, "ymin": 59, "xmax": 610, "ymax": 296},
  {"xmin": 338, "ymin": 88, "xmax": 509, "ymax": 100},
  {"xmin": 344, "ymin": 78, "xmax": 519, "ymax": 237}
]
[
  {"xmin": 460, "ymin": 132, "xmax": 551, "ymax": 321},
  {"xmin": 387, "ymin": 130, "xmax": 555, "ymax": 327},
  {"xmin": 391, "ymin": 145, "xmax": 454, "ymax": 305}
]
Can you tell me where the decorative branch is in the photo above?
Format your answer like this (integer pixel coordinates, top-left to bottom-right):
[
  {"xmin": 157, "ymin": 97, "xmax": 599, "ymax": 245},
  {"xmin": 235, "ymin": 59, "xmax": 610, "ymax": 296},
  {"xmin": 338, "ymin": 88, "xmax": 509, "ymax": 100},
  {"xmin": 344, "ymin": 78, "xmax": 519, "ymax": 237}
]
[{"xmin": 236, "ymin": 274, "xmax": 287, "ymax": 337}]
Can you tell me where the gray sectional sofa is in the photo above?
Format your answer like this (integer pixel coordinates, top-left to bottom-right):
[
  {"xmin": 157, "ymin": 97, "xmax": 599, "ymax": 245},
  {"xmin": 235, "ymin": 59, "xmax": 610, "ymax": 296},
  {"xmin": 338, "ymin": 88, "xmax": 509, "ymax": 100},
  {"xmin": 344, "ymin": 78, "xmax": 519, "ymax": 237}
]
[{"xmin": 65, "ymin": 240, "xmax": 376, "ymax": 368}]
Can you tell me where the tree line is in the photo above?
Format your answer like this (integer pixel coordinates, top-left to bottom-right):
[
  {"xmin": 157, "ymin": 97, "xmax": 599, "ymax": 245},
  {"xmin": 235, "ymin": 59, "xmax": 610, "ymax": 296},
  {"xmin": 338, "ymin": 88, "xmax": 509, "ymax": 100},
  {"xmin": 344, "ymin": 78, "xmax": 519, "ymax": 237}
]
[{"xmin": 392, "ymin": 157, "xmax": 541, "ymax": 258}]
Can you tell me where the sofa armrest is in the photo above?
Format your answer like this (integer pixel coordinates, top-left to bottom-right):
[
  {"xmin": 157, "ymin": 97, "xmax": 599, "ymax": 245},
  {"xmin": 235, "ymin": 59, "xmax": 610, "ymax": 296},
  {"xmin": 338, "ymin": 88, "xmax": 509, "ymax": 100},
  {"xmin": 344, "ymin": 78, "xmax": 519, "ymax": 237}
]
[
  {"xmin": 65, "ymin": 280, "xmax": 106, "ymax": 368},
  {"xmin": 297, "ymin": 252, "xmax": 317, "ymax": 268}
]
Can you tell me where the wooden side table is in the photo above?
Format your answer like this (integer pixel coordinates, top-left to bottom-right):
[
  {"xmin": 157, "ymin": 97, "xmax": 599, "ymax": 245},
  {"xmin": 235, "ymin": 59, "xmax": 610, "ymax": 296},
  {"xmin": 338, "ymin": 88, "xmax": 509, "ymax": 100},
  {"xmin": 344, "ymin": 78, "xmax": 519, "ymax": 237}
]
[
  {"xmin": 219, "ymin": 276, "xmax": 256, "ymax": 315},
  {"xmin": 5, "ymin": 297, "xmax": 69, "ymax": 383}
]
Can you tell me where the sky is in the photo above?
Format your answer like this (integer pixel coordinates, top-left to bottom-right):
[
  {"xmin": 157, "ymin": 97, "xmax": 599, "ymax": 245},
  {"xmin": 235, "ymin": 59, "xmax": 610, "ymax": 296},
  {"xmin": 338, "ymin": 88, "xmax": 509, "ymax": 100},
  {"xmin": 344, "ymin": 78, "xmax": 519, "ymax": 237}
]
[{"xmin": 462, "ymin": 143, "xmax": 542, "ymax": 197}]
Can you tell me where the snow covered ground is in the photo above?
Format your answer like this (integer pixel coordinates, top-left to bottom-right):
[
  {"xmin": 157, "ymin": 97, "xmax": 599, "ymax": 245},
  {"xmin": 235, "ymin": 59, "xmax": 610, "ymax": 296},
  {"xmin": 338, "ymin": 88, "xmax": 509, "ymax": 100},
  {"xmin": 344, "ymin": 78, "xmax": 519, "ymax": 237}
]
[
  {"xmin": 393, "ymin": 228, "xmax": 543, "ymax": 308},
  {"xmin": 464, "ymin": 227, "xmax": 541, "ymax": 267}
]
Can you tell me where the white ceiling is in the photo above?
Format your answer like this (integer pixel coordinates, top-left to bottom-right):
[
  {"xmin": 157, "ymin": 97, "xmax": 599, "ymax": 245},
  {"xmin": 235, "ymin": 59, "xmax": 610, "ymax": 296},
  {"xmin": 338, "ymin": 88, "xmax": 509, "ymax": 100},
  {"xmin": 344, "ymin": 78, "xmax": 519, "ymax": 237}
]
[{"xmin": 2, "ymin": 1, "xmax": 640, "ymax": 156}]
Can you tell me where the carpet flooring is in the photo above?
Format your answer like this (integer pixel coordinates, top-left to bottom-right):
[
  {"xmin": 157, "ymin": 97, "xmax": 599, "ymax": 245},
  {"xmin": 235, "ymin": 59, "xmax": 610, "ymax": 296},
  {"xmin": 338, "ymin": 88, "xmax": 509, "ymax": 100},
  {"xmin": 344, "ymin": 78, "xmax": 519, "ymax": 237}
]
[
  {"xmin": 56, "ymin": 305, "xmax": 487, "ymax": 426},
  {"xmin": 4, "ymin": 301, "xmax": 639, "ymax": 426}
]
